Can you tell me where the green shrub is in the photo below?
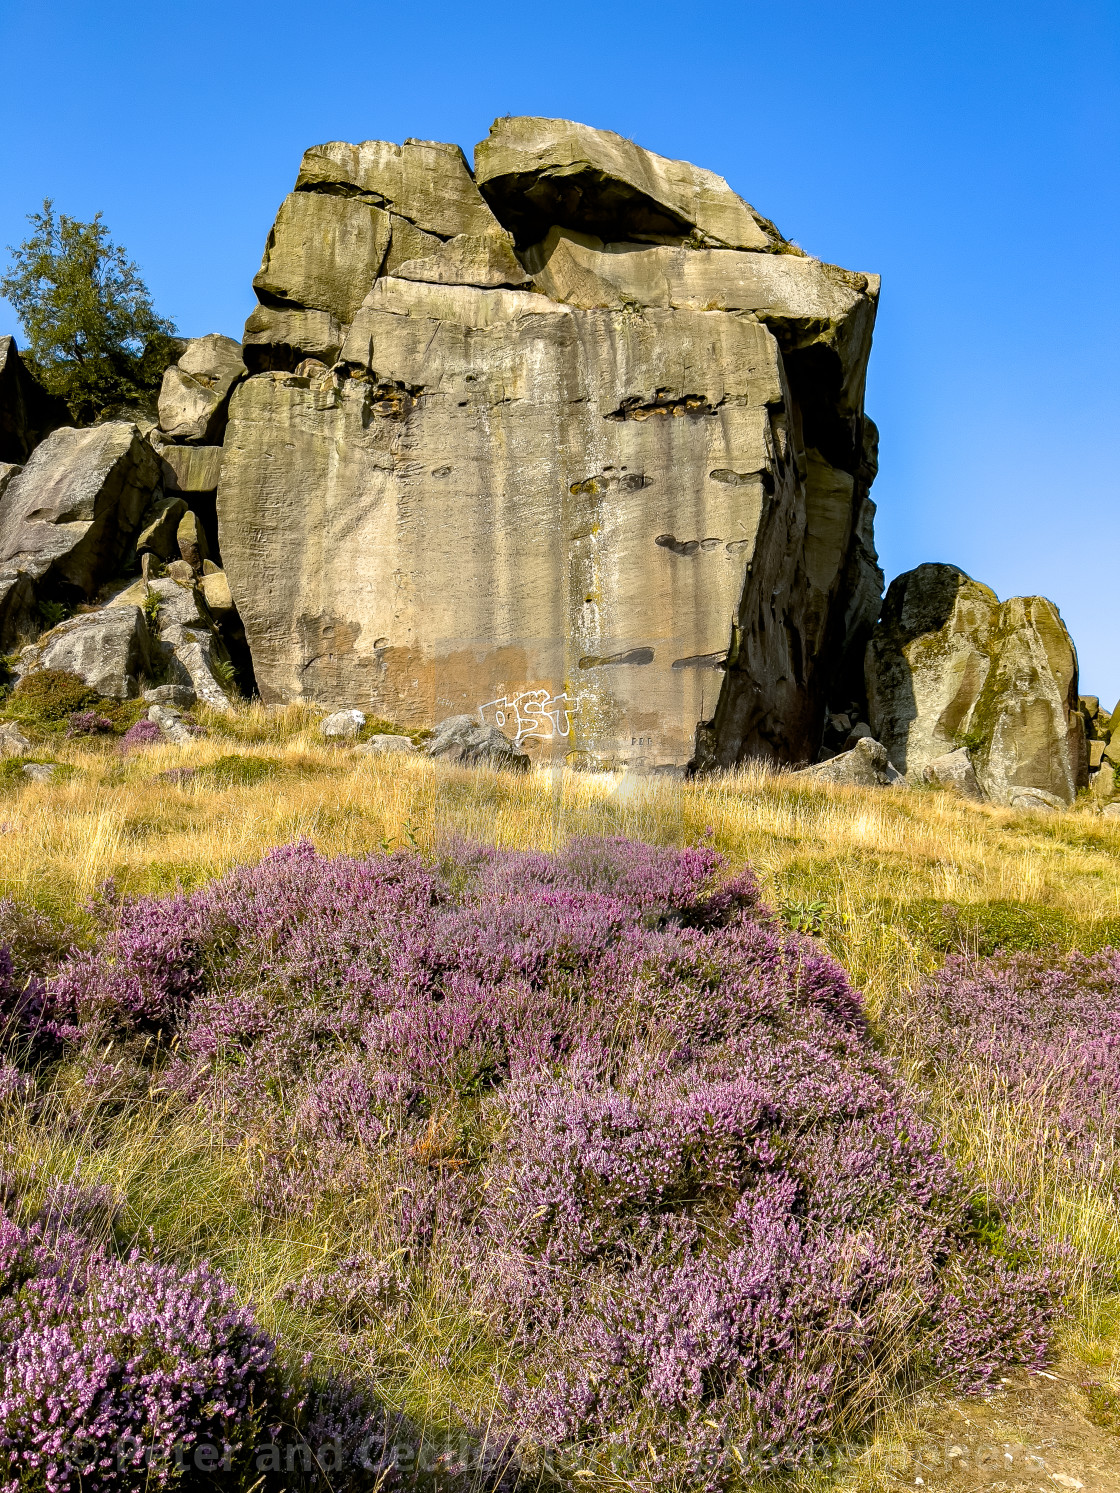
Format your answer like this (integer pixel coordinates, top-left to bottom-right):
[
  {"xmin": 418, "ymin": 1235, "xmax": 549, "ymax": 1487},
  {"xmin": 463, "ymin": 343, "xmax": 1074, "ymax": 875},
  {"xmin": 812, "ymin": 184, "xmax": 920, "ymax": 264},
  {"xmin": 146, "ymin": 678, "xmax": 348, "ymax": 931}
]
[
  {"xmin": 7, "ymin": 670, "xmax": 100, "ymax": 722},
  {"xmin": 0, "ymin": 755, "xmax": 73, "ymax": 788},
  {"xmin": 2, "ymin": 670, "xmax": 147, "ymax": 737},
  {"xmin": 356, "ymin": 715, "xmax": 431, "ymax": 746},
  {"xmin": 195, "ymin": 754, "xmax": 284, "ymax": 787}
]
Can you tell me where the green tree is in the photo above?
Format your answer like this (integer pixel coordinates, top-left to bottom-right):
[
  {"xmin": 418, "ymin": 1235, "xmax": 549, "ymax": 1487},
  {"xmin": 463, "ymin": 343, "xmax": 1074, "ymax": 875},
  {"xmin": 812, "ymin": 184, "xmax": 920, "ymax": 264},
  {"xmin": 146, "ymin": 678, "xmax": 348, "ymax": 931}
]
[{"xmin": 1, "ymin": 200, "xmax": 180, "ymax": 424}]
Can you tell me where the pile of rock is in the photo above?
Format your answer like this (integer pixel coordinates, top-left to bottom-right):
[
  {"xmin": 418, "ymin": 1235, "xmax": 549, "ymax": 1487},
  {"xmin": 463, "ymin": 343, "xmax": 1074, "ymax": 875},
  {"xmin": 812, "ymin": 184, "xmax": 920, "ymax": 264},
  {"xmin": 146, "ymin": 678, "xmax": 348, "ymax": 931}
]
[{"xmin": 0, "ymin": 334, "xmax": 254, "ymax": 712}]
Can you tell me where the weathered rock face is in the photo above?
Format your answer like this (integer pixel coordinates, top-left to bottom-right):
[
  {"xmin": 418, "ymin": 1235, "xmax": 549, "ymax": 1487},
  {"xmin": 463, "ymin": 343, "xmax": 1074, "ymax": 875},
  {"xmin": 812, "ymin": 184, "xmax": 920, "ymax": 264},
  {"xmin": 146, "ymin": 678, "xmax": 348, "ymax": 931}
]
[
  {"xmin": 866, "ymin": 564, "xmax": 1086, "ymax": 806},
  {"xmin": 474, "ymin": 117, "xmax": 777, "ymax": 249},
  {"xmin": 218, "ymin": 118, "xmax": 882, "ymax": 769},
  {"xmin": 0, "ymin": 337, "xmax": 68, "ymax": 465},
  {"xmin": 0, "ymin": 422, "xmax": 159, "ymax": 645}
]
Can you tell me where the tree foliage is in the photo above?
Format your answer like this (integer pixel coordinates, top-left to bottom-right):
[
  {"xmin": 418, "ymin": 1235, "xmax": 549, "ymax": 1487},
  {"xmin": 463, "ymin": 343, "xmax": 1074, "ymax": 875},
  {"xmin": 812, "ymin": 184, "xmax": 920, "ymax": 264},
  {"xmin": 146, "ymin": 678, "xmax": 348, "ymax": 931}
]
[{"xmin": 1, "ymin": 200, "xmax": 180, "ymax": 424}]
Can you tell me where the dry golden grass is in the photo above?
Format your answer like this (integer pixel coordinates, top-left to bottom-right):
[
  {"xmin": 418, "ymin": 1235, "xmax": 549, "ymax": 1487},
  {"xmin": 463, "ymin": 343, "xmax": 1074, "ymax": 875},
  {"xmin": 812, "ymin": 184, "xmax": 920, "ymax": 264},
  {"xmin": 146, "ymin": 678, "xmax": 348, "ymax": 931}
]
[{"xmin": 6, "ymin": 707, "xmax": 1120, "ymax": 1018}]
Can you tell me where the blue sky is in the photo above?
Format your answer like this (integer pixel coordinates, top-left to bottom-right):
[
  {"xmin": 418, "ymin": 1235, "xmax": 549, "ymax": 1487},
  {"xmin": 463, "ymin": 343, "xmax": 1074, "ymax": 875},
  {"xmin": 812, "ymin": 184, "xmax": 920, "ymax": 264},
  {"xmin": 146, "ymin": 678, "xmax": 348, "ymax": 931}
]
[{"xmin": 2, "ymin": 1, "xmax": 1117, "ymax": 701}]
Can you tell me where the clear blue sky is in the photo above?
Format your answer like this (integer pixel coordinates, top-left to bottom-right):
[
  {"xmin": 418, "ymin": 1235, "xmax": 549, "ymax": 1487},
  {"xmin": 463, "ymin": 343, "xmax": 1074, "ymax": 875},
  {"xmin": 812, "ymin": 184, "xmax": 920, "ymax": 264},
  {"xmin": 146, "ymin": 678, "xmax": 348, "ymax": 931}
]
[{"xmin": 2, "ymin": 1, "xmax": 1117, "ymax": 702}]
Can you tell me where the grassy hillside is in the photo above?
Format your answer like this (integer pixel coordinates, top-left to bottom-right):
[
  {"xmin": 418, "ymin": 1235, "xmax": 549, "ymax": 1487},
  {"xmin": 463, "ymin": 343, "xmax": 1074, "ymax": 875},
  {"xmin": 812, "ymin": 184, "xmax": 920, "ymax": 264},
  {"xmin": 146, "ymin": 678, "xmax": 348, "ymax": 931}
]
[{"xmin": 3, "ymin": 708, "xmax": 1120, "ymax": 1488}]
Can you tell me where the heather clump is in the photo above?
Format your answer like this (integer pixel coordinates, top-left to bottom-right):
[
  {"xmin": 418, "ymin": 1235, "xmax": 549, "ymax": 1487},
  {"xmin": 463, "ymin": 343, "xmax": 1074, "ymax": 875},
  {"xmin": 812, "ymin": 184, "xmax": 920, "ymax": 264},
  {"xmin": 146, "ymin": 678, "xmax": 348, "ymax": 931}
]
[
  {"xmin": 119, "ymin": 718, "xmax": 163, "ymax": 751},
  {"xmin": 4, "ymin": 837, "xmax": 1063, "ymax": 1488},
  {"xmin": 0, "ymin": 1212, "xmax": 274, "ymax": 1489},
  {"xmin": 65, "ymin": 710, "xmax": 115, "ymax": 738},
  {"xmin": 904, "ymin": 948, "xmax": 1120, "ymax": 1290}
]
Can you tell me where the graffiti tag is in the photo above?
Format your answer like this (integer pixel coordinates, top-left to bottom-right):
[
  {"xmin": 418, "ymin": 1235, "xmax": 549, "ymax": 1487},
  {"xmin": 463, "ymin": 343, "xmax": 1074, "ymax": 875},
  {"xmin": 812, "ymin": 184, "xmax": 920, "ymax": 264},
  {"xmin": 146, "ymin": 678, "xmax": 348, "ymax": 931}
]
[{"xmin": 479, "ymin": 690, "xmax": 578, "ymax": 745}]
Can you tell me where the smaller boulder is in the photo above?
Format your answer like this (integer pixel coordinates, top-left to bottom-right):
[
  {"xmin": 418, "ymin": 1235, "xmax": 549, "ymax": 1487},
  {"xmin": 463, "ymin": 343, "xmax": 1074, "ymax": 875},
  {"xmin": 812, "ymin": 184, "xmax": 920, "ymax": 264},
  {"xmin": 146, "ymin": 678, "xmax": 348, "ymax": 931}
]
[
  {"xmin": 200, "ymin": 569, "xmax": 234, "ymax": 616},
  {"xmin": 166, "ymin": 559, "xmax": 196, "ymax": 585},
  {"xmin": 22, "ymin": 763, "xmax": 56, "ymax": 783},
  {"xmin": 795, "ymin": 736, "xmax": 905, "ymax": 789},
  {"xmin": 1092, "ymin": 763, "xmax": 1116, "ymax": 801},
  {"xmin": 1103, "ymin": 801, "xmax": 1120, "ymax": 820},
  {"xmin": 1009, "ymin": 787, "xmax": 1064, "ymax": 813},
  {"xmin": 135, "ymin": 497, "xmax": 189, "ymax": 562},
  {"xmin": 425, "ymin": 714, "xmax": 530, "ymax": 772},
  {"xmin": 158, "ymin": 335, "xmax": 246, "ymax": 444},
  {"xmin": 355, "ymin": 734, "xmax": 416, "ymax": 756},
  {"xmin": 321, "ymin": 709, "xmax": 366, "ymax": 740},
  {"xmin": 25, "ymin": 607, "xmax": 151, "ymax": 700},
  {"xmin": 0, "ymin": 463, "xmax": 21, "ymax": 500},
  {"xmin": 841, "ymin": 721, "xmax": 874, "ymax": 751},
  {"xmin": 177, "ymin": 509, "xmax": 208, "ymax": 571},
  {"xmin": 922, "ymin": 748, "xmax": 986, "ymax": 803},
  {"xmin": 144, "ymin": 683, "xmax": 197, "ymax": 709},
  {"xmin": 0, "ymin": 723, "xmax": 31, "ymax": 758},
  {"xmin": 156, "ymin": 444, "xmax": 224, "ymax": 495},
  {"xmin": 148, "ymin": 704, "xmax": 194, "ymax": 744}
]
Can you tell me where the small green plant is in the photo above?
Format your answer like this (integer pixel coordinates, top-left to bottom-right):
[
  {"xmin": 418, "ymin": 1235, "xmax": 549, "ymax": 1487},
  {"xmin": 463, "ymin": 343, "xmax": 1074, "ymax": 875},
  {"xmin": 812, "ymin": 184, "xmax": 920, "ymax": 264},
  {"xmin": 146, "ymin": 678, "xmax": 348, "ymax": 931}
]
[
  {"xmin": 141, "ymin": 591, "xmax": 161, "ymax": 625},
  {"xmin": 954, "ymin": 726, "xmax": 987, "ymax": 753},
  {"xmin": 780, "ymin": 898, "xmax": 826, "ymax": 935},
  {"xmin": 380, "ymin": 817, "xmax": 424, "ymax": 853},
  {"xmin": 37, "ymin": 600, "xmax": 68, "ymax": 628},
  {"xmin": 1083, "ymin": 1382, "xmax": 1120, "ymax": 1434},
  {"xmin": 212, "ymin": 658, "xmax": 239, "ymax": 692}
]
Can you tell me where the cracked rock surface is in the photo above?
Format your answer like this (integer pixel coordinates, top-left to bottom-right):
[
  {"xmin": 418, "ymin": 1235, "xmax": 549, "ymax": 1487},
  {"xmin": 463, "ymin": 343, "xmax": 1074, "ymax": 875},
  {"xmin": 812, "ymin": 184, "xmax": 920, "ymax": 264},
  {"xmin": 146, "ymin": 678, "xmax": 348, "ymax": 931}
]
[{"xmin": 217, "ymin": 117, "xmax": 884, "ymax": 770}]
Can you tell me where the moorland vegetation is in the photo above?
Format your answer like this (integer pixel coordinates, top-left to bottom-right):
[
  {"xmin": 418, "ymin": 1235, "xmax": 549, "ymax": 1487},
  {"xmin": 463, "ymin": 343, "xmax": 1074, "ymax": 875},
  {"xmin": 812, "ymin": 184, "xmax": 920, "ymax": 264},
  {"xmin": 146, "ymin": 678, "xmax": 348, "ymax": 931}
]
[{"xmin": 0, "ymin": 703, "xmax": 1119, "ymax": 1488}]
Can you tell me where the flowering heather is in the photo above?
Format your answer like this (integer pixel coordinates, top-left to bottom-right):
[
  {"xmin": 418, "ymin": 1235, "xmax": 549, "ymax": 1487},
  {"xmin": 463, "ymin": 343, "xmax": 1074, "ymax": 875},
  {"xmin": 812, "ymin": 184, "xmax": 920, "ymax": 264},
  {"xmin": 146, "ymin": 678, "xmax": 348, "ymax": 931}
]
[
  {"xmin": 0, "ymin": 1213, "xmax": 273, "ymax": 1490},
  {"xmin": 118, "ymin": 719, "xmax": 163, "ymax": 751},
  {"xmin": 908, "ymin": 949, "xmax": 1120, "ymax": 1204},
  {"xmin": 65, "ymin": 712, "xmax": 115, "ymax": 738},
  {"xmin": 5, "ymin": 838, "xmax": 1063, "ymax": 1487}
]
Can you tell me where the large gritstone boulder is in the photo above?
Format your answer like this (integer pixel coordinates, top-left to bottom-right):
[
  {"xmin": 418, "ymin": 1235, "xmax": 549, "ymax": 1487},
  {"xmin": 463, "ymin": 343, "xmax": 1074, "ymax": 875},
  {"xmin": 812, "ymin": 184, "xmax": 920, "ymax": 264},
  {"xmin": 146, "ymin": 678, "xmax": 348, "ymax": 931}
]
[
  {"xmin": 866, "ymin": 563, "xmax": 1085, "ymax": 806},
  {"xmin": 219, "ymin": 118, "xmax": 883, "ymax": 772},
  {"xmin": 426, "ymin": 715, "xmax": 530, "ymax": 771},
  {"xmin": 20, "ymin": 606, "xmax": 153, "ymax": 699},
  {"xmin": 795, "ymin": 736, "xmax": 905, "ymax": 788},
  {"xmin": 157, "ymin": 335, "xmax": 246, "ymax": 444},
  {"xmin": 0, "ymin": 337, "xmax": 68, "ymax": 465},
  {"xmin": 0, "ymin": 422, "xmax": 159, "ymax": 646}
]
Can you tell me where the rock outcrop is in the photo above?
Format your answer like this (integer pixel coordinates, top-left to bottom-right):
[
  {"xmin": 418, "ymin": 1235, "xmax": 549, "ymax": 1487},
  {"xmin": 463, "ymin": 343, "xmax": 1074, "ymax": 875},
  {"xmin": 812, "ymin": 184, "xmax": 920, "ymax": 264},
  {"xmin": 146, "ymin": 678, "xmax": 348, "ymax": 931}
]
[
  {"xmin": 0, "ymin": 337, "xmax": 68, "ymax": 465},
  {"xmin": 0, "ymin": 422, "xmax": 160, "ymax": 645},
  {"xmin": 217, "ymin": 117, "xmax": 882, "ymax": 771},
  {"xmin": 866, "ymin": 563, "xmax": 1085, "ymax": 806}
]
